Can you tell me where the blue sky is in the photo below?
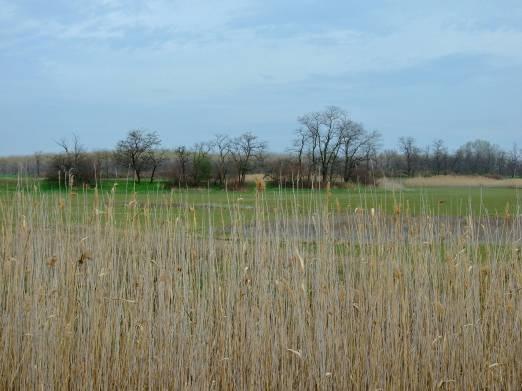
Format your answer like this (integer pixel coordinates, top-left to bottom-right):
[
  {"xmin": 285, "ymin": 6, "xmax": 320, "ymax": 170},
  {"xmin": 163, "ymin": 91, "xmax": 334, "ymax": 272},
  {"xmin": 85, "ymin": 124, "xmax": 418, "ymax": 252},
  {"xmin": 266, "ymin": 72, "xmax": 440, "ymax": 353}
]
[{"xmin": 1, "ymin": 0, "xmax": 521, "ymax": 155}]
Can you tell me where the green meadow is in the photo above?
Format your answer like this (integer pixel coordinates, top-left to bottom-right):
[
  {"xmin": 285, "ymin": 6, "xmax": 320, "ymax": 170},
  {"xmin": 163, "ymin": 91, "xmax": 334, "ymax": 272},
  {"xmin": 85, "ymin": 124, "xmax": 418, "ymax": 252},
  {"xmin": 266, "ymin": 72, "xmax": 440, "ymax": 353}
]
[{"xmin": 1, "ymin": 176, "xmax": 521, "ymax": 219}]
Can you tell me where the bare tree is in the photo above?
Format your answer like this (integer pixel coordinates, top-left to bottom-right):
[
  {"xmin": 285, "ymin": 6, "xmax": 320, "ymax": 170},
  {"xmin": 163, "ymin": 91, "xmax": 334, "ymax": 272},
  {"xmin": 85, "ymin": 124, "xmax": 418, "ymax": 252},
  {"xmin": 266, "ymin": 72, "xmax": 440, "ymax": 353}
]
[
  {"xmin": 289, "ymin": 128, "xmax": 308, "ymax": 182},
  {"xmin": 432, "ymin": 139, "xmax": 447, "ymax": 175},
  {"xmin": 399, "ymin": 137, "xmax": 420, "ymax": 177},
  {"xmin": 34, "ymin": 151, "xmax": 43, "ymax": 177},
  {"xmin": 50, "ymin": 134, "xmax": 92, "ymax": 186},
  {"xmin": 293, "ymin": 122, "xmax": 319, "ymax": 184},
  {"xmin": 114, "ymin": 130, "xmax": 161, "ymax": 183},
  {"xmin": 210, "ymin": 134, "xmax": 231, "ymax": 186},
  {"xmin": 230, "ymin": 132, "xmax": 267, "ymax": 186},
  {"xmin": 90, "ymin": 150, "xmax": 114, "ymax": 182},
  {"xmin": 147, "ymin": 149, "xmax": 168, "ymax": 184},
  {"xmin": 298, "ymin": 106, "xmax": 347, "ymax": 184},
  {"xmin": 362, "ymin": 131, "xmax": 381, "ymax": 172},
  {"xmin": 56, "ymin": 134, "xmax": 84, "ymax": 170},
  {"xmin": 496, "ymin": 150, "xmax": 507, "ymax": 175},
  {"xmin": 508, "ymin": 143, "xmax": 520, "ymax": 178},
  {"xmin": 455, "ymin": 139, "xmax": 501, "ymax": 175},
  {"xmin": 191, "ymin": 142, "xmax": 212, "ymax": 185},
  {"xmin": 174, "ymin": 146, "xmax": 190, "ymax": 186},
  {"xmin": 340, "ymin": 121, "xmax": 381, "ymax": 182}
]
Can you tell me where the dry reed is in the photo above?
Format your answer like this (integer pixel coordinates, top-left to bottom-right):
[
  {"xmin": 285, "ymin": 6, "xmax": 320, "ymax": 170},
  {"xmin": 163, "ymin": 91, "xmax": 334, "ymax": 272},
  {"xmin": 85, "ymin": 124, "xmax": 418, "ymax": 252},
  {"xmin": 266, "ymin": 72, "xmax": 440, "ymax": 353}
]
[
  {"xmin": 381, "ymin": 175, "xmax": 522, "ymax": 188},
  {"xmin": 0, "ymin": 188, "xmax": 521, "ymax": 389}
]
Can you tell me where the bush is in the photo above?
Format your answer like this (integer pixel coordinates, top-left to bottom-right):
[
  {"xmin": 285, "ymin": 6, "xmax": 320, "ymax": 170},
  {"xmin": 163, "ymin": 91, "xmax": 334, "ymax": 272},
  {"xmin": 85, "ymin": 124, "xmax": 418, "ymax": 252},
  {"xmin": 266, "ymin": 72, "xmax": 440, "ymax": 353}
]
[
  {"xmin": 46, "ymin": 153, "xmax": 96, "ymax": 187},
  {"xmin": 349, "ymin": 166, "xmax": 381, "ymax": 186},
  {"xmin": 192, "ymin": 154, "xmax": 212, "ymax": 185}
]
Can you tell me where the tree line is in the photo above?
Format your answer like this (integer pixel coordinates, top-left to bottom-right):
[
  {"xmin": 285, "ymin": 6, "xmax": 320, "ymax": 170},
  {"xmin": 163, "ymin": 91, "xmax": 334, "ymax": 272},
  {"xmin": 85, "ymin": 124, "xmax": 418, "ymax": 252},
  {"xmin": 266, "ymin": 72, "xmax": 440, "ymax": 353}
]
[
  {"xmin": 1, "ymin": 106, "xmax": 520, "ymax": 187},
  {"xmin": 41, "ymin": 130, "xmax": 268, "ymax": 188}
]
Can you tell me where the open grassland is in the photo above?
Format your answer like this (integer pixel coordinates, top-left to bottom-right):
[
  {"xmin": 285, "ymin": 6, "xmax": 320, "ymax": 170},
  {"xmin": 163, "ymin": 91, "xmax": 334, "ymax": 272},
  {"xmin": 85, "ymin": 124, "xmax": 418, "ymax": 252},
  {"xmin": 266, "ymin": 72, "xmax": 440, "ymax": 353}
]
[
  {"xmin": 2, "ymin": 177, "xmax": 522, "ymax": 219},
  {"xmin": 1, "ymin": 185, "xmax": 521, "ymax": 389}
]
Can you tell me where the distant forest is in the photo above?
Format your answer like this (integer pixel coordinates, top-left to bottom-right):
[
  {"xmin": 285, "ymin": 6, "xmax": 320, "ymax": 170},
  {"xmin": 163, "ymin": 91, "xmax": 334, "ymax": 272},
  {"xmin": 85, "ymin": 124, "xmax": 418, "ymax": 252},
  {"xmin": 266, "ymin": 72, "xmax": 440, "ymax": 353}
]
[{"xmin": 1, "ymin": 106, "xmax": 520, "ymax": 187}]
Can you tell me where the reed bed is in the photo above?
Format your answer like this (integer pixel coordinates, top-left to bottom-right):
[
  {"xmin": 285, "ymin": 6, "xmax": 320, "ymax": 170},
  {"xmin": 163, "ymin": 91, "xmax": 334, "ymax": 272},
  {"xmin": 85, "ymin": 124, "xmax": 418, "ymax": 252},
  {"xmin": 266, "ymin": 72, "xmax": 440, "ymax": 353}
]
[
  {"xmin": 0, "ymin": 188, "xmax": 521, "ymax": 389},
  {"xmin": 393, "ymin": 175, "xmax": 522, "ymax": 188}
]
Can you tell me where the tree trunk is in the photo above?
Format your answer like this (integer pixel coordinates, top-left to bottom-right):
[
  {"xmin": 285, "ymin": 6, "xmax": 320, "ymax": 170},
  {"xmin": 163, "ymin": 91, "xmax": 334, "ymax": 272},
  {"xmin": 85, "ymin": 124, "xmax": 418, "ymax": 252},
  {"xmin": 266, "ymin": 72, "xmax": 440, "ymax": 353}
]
[
  {"xmin": 343, "ymin": 158, "xmax": 351, "ymax": 182},
  {"xmin": 321, "ymin": 166, "xmax": 328, "ymax": 184},
  {"xmin": 306, "ymin": 164, "xmax": 312, "ymax": 186},
  {"xmin": 149, "ymin": 166, "xmax": 157, "ymax": 184}
]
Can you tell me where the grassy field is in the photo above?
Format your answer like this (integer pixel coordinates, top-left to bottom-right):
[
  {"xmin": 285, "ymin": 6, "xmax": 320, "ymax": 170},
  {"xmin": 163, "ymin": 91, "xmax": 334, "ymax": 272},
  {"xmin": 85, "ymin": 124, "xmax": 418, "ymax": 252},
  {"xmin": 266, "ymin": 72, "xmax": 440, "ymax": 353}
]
[
  {"xmin": 1, "ymin": 177, "xmax": 521, "ymax": 388},
  {"xmin": 2, "ymin": 176, "xmax": 522, "ymax": 218}
]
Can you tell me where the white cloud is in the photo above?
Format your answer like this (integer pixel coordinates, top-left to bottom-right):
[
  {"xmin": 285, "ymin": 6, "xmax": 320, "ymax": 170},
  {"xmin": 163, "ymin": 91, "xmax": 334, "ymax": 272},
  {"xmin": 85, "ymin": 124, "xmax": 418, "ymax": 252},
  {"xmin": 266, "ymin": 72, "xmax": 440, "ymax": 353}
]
[
  {"xmin": 2, "ymin": 0, "xmax": 522, "ymax": 103},
  {"xmin": 30, "ymin": 18, "xmax": 522, "ymax": 106},
  {"xmin": 0, "ymin": 0, "xmax": 257, "ymax": 42}
]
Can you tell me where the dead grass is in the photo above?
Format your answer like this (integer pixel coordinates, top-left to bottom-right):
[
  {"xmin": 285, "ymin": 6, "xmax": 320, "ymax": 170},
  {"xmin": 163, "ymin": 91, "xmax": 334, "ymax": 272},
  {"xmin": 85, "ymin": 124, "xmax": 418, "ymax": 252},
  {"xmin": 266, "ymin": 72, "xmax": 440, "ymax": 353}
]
[
  {"xmin": 244, "ymin": 173, "xmax": 265, "ymax": 184},
  {"xmin": 0, "ymin": 189, "xmax": 521, "ymax": 389},
  {"xmin": 377, "ymin": 177, "xmax": 406, "ymax": 191},
  {"xmin": 399, "ymin": 175, "xmax": 522, "ymax": 188}
]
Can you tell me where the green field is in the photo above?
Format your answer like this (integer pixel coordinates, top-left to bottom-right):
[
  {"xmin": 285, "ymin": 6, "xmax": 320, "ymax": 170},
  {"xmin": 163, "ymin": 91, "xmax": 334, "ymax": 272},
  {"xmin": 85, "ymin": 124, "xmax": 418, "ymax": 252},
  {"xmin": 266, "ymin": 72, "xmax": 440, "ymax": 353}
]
[{"xmin": 1, "ymin": 176, "xmax": 521, "ymax": 219}]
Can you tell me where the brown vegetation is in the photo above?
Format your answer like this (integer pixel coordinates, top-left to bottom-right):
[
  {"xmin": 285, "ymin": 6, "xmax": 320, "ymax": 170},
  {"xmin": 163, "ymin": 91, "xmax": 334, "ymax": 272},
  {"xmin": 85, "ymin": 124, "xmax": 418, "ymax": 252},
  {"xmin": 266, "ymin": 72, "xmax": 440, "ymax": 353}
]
[
  {"xmin": 0, "ymin": 190, "xmax": 521, "ymax": 388},
  {"xmin": 379, "ymin": 175, "xmax": 522, "ymax": 189}
]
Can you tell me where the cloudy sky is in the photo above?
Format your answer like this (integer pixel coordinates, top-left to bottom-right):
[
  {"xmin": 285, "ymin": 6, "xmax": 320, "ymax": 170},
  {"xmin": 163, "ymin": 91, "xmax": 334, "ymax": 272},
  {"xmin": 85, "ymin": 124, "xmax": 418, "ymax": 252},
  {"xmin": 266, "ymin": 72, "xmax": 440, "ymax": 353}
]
[{"xmin": 1, "ymin": 0, "xmax": 521, "ymax": 155}]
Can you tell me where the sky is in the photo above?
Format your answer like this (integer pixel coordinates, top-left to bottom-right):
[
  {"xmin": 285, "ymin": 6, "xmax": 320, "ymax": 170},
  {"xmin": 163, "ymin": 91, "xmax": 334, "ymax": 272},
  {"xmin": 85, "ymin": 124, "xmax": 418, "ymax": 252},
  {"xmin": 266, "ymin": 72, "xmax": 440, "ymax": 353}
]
[{"xmin": 1, "ymin": 0, "xmax": 522, "ymax": 155}]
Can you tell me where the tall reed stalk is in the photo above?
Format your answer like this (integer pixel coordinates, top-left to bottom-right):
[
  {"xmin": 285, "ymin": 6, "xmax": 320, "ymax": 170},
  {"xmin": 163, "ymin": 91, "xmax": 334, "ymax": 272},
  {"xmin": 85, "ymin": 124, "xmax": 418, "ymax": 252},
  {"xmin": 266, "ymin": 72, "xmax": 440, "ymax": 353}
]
[{"xmin": 0, "ymin": 187, "xmax": 521, "ymax": 389}]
